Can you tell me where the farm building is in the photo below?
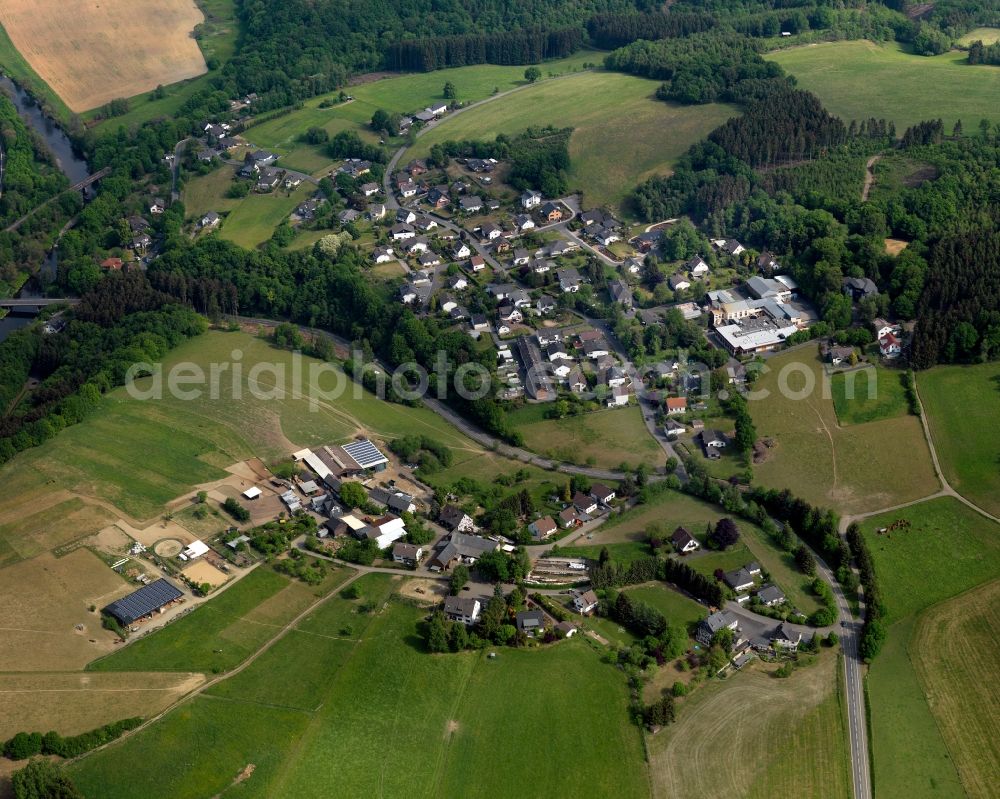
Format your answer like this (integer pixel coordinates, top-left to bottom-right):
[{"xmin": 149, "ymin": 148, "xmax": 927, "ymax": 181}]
[
  {"xmin": 242, "ymin": 486, "xmax": 262, "ymax": 500},
  {"xmin": 103, "ymin": 579, "xmax": 184, "ymax": 626},
  {"xmin": 181, "ymin": 540, "xmax": 210, "ymax": 560}
]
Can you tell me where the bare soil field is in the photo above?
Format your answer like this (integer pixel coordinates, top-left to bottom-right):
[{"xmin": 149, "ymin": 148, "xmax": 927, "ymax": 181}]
[
  {"xmin": 0, "ymin": 0, "xmax": 207, "ymax": 112},
  {"xmin": 0, "ymin": 671, "xmax": 203, "ymax": 739},
  {"xmin": 181, "ymin": 558, "xmax": 230, "ymax": 589},
  {"xmin": 0, "ymin": 549, "xmax": 130, "ymax": 671}
]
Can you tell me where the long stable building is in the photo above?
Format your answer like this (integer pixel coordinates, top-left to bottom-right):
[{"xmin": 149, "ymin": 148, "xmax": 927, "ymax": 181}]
[{"xmin": 103, "ymin": 578, "xmax": 184, "ymax": 626}]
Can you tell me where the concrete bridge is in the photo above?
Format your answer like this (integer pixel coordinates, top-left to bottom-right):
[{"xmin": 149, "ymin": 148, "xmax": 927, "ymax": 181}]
[{"xmin": 0, "ymin": 297, "xmax": 79, "ymax": 309}]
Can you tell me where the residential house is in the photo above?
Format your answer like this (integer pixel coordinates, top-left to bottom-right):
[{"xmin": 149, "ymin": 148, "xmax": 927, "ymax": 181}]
[
  {"xmin": 593, "ymin": 226, "xmax": 619, "ymax": 246},
  {"xmin": 695, "ymin": 611, "xmax": 739, "ymax": 646},
  {"xmin": 338, "ymin": 208, "xmax": 361, "ymax": 224},
  {"xmin": 590, "ymin": 483, "xmax": 616, "ymax": 505},
  {"xmin": 414, "ymin": 216, "xmax": 438, "ymax": 233},
  {"xmin": 469, "ymin": 255, "xmax": 486, "ymax": 271},
  {"xmin": 406, "ymin": 237, "xmax": 429, "ymax": 255},
  {"xmin": 396, "ymin": 208, "xmax": 417, "ymax": 224},
  {"xmin": 879, "ymin": 331, "xmax": 902, "ymax": 358},
  {"xmin": 623, "ymin": 256, "xmax": 643, "ymax": 274},
  {"xmin": 516, "ymin": 610, "xmax": 546, "ymax": 635},
  {"xmin": 723, "ymin": 568, "xmax": 755, "ymax": 592},
  {"xmin": 700, "ymin": 429, "xmax": 727, "ymax": 459},
  {"xmin": 419, "ymin": 251, "xmax": 442, "ymax": 268},
  {"xmin": 771, "ymin": 623, "xmax": 802, "ymax": 650},
  {"xmin": 663, "ymin": 418, "xmax": 686, "ymax": 439},
  {"xmin": 149, "ymin": 198, "xmax": 166, "ymax": 214},
  {"xmin": 479, "ymin": 222, "xmax": 503, "ymax": 240},
  {"xmin": 686, "ymin": 255, "xmax": 710, "ymax": 279},
  {"xmin": 360, "ymin": 181, "xmax": 380, "ymax": 197},
  {"xmin": 668, "ymin": 274, "xmax": 691, "ymax": 292},
  {"xmin": 539, "ymin": 201, "xmax": 563, "ymax": 222},
  {"xmin": 513, "ymin": 249, "xmax": 531, "ymax": 266},
  {"xmin": 873, "ymin": 318, "xmax": 899, "ymax": 340},
  {"xmin": 439, "ymin": 504, "xmax": 475, "ymax": 533},
  {"xmin": 606, "ymin": 385, "xmax": 630, "ymax": 407},
  {"xmin": 558, "ymin": 506, "xmax": 580, "ymax": 528},
  {"xmin": 392, "ymin": 542, "xmax": 423, "ymax": 566},
  {"xmin": 514, "ymin": 214, "xmax": 535, "ymax": 232},
  {"xmin": 429, "ymin": 532, "xmax": 499, "ymax": 571},
  {"xmin": 448, "ymin": 274, "xmax": 468, "ymax": 291},
  {"xmin": 368, "ymin": 203, "xmax": 387, "ymax": 221},
  {"xmin": 361, "ymin": 514, "xmax": 407, "ymax": 549},
  {"xmin": 391, "ymin": 223, "xmax": 415, "ymax": 241},
  {"xmin": 398, "ymin": 180, "xmax": 418, "ymax": 198},
  {"xmin": 131, "ymin": 233, "xmax": 152, "ymax": 252},
  {"xmin": 557, "ymin": 267, "xmax": 581, "ymax": 293},
  {"xmin": 529, "ymin": 516, "xmax": 558, "ymax": 541},
  {"xmin": 521, "ymin": 190, "xmax": 542, "ymax": 209},
  {"xmin": 255, "ymin": 167, "xmax": 283, "ymax": 192},
  {"xmin": 608, "ymin": 279, "xmax": 633, "ymax": 309},
  {"xmin": 572, "ymin": 589, "xmax": 599, "ymax": 615},
  {"xmin": 583, "ymin": 339, "xmax": 609, "ymax": 359},
  {"xmin": 664, "ymin": 397, "xmax": 687, "ymax": 416},
  {"xmin": 470, "ymin": 314, "xmax": 490, "ymax": 332},
  {"xmin": 459, "ymin": 196, "xmax": 484, "ymax": 214},
  {"xmin": 498, "ymin": 304, "xmax": 523, "ymax": 325},
  {"xmin": 671, "ymin": 526, "xmax": 700, "ymax": 554},
  {"xmin": 843, "ymin": 276, "xmax": 879, "ymax": 301},
  {"xmin": 453, "ymin": 243, "xmax": 472, "ymax": 260},
  {"xmin": 565, "ymin": 368, "xmax": 586, "ymax": 392},
  {"xmin": 757, "ymin": 585, "xmax": 786, "ymax": 607},
  {"xmin": 757, "ymin": 250, "xmax": 780, "ymax": 273},
  {"xmin": 373, "ymin": 246, "xmax": 395, "ymax": 264},
  {"xmin": 199, "ymin": 211, "xmax": 220, "ymax": 229},
  {"xmin": 444, "ymin": 596, "xmax": 482, "ymax": 625},
  {"xmin": 537, "ymin": 296, "xmax": 556, "ymax": 315},
  {"xmin": 824, "ymin": 342, "xmax": 855, "ymax": 366},
  {"xmin": 573, "ymin": 492, "xmax": 598, "ymax": 515},
  {"xmin": 100, "ymin": 257, "xmax": 123, "ymax": 270}
]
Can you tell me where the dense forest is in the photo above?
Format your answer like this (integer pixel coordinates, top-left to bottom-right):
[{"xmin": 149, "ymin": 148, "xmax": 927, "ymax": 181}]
[{"xmin": 384, "ymin": 27, "xmax": 583, "ymax": 72}]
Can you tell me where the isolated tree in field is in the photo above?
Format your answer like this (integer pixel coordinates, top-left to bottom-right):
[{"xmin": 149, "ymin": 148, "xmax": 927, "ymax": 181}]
[
  {"xmin": 524, "ymin": 66, "xmax": 542, "ymax": 82},
  {"xmin": 711, "ymin": 518, "xmax": 740, "ymax": 549},
  {"xmin": 339, "ymin": 482, "xmax": 367, "ymax": 509},
  {"xmin": 442, "ymin": 81, "xmax": 456, "ymax": 99},
  {"xmin": 450, "ymin": 565, "xmax": 469, "ymax": 595},
  {"xmin": 795, "ymin": 545, "xmax": 817, "ymax": 576}
]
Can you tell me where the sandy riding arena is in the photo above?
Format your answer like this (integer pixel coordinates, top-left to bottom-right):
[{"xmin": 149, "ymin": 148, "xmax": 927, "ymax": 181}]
[{"xmin": 0, "ymin": 0, "xmax": 207, "ymax": 112}]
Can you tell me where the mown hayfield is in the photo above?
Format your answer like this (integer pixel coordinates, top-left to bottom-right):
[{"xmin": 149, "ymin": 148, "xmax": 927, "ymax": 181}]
[
  {"xmin": 88, "ymin": 566, "xmax": 349, "ymax": 673},
  {"xmin": 863, "ymin": 497, "xmax": 1000, "ymax": 799},
  {"xmin": 0, "ymin": 497, "xmax": 115, "ymax": 567},
  {"xmin": 0, "ymin": 549, "xmax": 128, "ymax": 671},
  {"xmin": 0, "ymin": 0, "xmax": 207, "ymax": 113},
  {"xmin": 408, "ymin": 70, "xmax": 737, "ymax": 212},
  {"xmin": 219, "ymin": 184, "xmax": 314, "ymax": 249},
  {"xmin": 0, "ymin": 671, "xmax": 203, "ymax": 739},
  {"xmin": 768, "ymin": 41, "xmax": 1000, "ymax": 130},
  {"xmin": 509, "ymin": 403, "xmax": 662, "ymax": 469},
  {"xmin": 179, "ymin": 167, "xmax": 243, "ymax": 220},
  {"xmin": 749, "ymin": 349, "xmax": 938, "ymax": 515},
  {"xmin": 648, "ymin": 655, "xmax": 848, "ymax": 799},
  {"xmin": 918, "ymin": 361, "xmax": 1000, "ymax": 517},
  {"xmin": 830, "ymin": 365, "xmax": 910, "ymax": 426},
  {"xmin": 910, "ymin": 580, "xmax": 1000, "ymax": 799}
]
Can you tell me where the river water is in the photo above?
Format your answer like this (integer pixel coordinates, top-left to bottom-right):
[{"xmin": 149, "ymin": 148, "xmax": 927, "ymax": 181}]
[{"xmin": 0, "ymin": 74, "xmax": 92, "ymax": 339}]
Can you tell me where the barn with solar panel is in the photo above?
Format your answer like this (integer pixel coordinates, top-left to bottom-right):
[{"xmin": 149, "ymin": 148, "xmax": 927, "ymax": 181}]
[
  {"xmin": 341, "ymin": 439, "xmax": 389, "ymax": 473},
  {"xmin": 103, "ymin": 579, "xmax": 184, "ymax": 627}
]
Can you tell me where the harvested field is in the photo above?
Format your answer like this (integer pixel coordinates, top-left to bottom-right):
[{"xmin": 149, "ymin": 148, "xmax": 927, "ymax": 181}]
[
  {"xmin": 911, "ymin": 580, "xmax": 1000, "ymax": 799},
  {"xmin": 0, "ymin": 549, "xmax": 129, "ymax": 671},
  {"xmin": 648, "ymin": 656, "xmax": 847, "ymax": 799},
  {"xmin": 0, "ymin": 0, "xmax": 208, "ymax": 112},
  {"xmin": 0, "ymin": 671, "xmax": 203, "ymax": 739}
]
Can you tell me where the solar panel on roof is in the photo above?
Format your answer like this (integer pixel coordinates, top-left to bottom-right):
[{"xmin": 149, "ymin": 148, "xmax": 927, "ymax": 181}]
[
  {"xmin": 103, "ymin": 579, "xmax": 183, "ymax": 625},
  {"xmin": 342, "ymin": 439, "xmax": 388, "ymax": 468}
]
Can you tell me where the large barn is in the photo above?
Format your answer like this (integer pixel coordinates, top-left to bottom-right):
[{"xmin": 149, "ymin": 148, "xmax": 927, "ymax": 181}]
[{"xmin": 103, "ymin": 579, "xmax": 184, "ymax": 626}]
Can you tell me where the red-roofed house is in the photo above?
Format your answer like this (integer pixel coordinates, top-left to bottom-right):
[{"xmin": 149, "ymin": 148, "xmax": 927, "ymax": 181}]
[
  {"xmin": 879, "ymin": 332, "xmax": 901, "ymax": 359},
  {"xmin": 100, "ymin": 257, "xmax": 124, "ymax": 270},
  {"xmin": 665, "ymin": 396, "xmax": 687, "ymax": 415}
]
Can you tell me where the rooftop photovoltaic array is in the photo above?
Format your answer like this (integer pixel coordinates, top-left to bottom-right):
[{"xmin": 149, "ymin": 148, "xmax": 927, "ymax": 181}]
[
  {"xmin": 342, "ymin": 439, "xmax": 388, "ymax": 469},
  {"xmin": 103, "ymin": 578, "xmax": 183, "ymax": 625}
]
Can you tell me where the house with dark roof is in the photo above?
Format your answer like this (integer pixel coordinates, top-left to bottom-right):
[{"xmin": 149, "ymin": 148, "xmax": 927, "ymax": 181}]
[
  {"xmin": 428, "ymin": 533, "xmax": 498, "ymax": 571},
  {"xmin": 438, "ymin": 504, "xmax": 475, "ymax": 532},
  {"xmin": 671, "ymin": 526, "xmax": 700, "ymax": 554},
  {"xmin": 723, "ymin": 568, "xmax": 755, "ymax": 592},
  {"xmin": 558, "ymin": 506, "xmax": 580, "ymax": 528},
  {"xmin": 573, "ymin": 493, "xmax": 598, "ymax": 515},
  {"xmin": 444, "ymin": 596, "xmax": 482, "ymax": 624},
  {"xmin": 572, "ymin": 589, "xmax": 599, "ymax": 614},
  {"xmin": 516, "ymin": 609, "xmax": 546, "ymax": 634},
  {"xmin": 757, "ymin": 584, "xmax": 786, "ymax": 607},
  {"xmin": 590, "ymin": 483, "xmax": 616, "ymax": 505},
  {"xmin": 696, "ymin": 611, "xmax": 739, "ymax": 645},
  {"xmin": 529, "ymin": 516, "xmax": 558, "ymax": 540},
  {"xmin": 842, "ymin": 276, "xmax": 879, "ymax": 301}
]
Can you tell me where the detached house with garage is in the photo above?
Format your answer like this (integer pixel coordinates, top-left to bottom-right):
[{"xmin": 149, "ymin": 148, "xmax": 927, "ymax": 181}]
[
  {"xmin": 671, "ymin": 526, "xmax": 700, "ymax": 554},
  {"xmin": 444, "ymin": 596, "xmax": 481, "ymax": 625}
]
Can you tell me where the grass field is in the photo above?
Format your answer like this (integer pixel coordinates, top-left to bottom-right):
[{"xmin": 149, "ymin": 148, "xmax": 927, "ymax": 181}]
[
  {"xmin": 509, "ymin": 404, "xmax": 662, "ymax": 469},
  {"xmin": 648, "ymin": 655, "xmax": 849, "ymax": 799},
  {"xmin": 862, "ymin": 497, "xmax": 1000, "ymax": 799},
  {"xmin": 0, "ymin": 331, "xmax": 486, "ymax": 520},
  {"xmin": 830, "ymin": 366, "xmax": 910, "ymax": 425},
  {"xmin": 749, "ymin": 349, "xmax": 938, "ymax": 515},
  {"xmin": 769, "ymin": 41, "xmax": 1000, "ymax": 130},
  {"xmin": 910, "ymin": 579, "xmax": 1000, "ymax": 799},
  {"xmin": 0, "ymin": 671, "xmax": 203, "ymax": 739},
  {"xmin": 218, "ymin": 184, "xmax": 314, "ymax": 249},
  {"xmin": 407, "ymin": 70, "xmax": 737, "ymax": 212},
  {"xmin": 918, "ymin": 361, "xmax": 1000, "ymax": 516},
  {"xmin": 623, "ymin": 583, "xmax": 706, "ymax": 629},
  {"xmin": 957, "ymin": 27, "xmax": 1000, "ymax": 45},
  {"xmin": 74, "ymin": 586, "xmax": 648, "ymax": 799},
  {"xmin": 179, "ymin": 167, "xmax": 243, "ymax": 220},
  {"xmin": 89, "ymin": 565, "xmax": 349, "ymax": 673},
  {"xmin": 0, "ymin": 0, "xmax": 207, "ymax": 113}
]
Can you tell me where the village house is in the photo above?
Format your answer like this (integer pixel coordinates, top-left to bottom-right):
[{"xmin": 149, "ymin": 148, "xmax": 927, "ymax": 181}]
[
  {"xmin": 664, "ymin": 396, "xmax": 687, "ymax": 416},
  {"xmin": 373, "ymin": 246, "xmax": 395, "ymax": 264},
  {"xmin": 529, "ymin": 516, "xmax": 558, "ymax": 541},
  {"xmin": 557, "ymin": 267, "xmax": 581, "ymax": 293},
  {"xmin": 521, "ymin": 190, "xmax": 542, "ymax": 209},
  {"xmin": 392, "ymin": 542, "xmax": 424, "ymax": 567},
  {"xmin": 559, "ymin": 506, "xmax": 580, "ymax": 528},
  {"xmin": 700, "ymin": 429, "xmax": 728, "ymax": 458},
  {"xmin": 469, "ymin": 255, "xmax": 486, "ymax": 271},
  {"xmin": 672, "ymin": 526, "xmax": 700, "ymax": 553},
  {"xmin": 453, "ymin": 243, "xmax": 472, "ymax": 260},
  {"xmin": 590, "ymin": 483, "xmax": 616, "ymax": 505},
  {"xmin": 391, "ymin": 223, "xmax": 415, "ymax": 241},
  {"xmin": 573, "ymin": 493, "xmax": 598, "ymax": 515},
  {"xmin": 515, "ymin": 610, "xmax": 546, "ymax": 635},
  {"xmin": 444, "ymin": 596, "xmax": 482, "ymax": 625},
  {"xmin": 199, "ymin": 211, "xmax": 220, "ymax": 229},
  {"xmin": 663, "ymin": 418, "xmax": 686, "ymax": 439},
  {"xmin": 696, "ymin": 611, "xmax": 739, "ymax": 646},
  {"xmin": 429, "ymin": 532, "xmax": 498, "ymax": 571},
  {"xmin": 459, "ymin": 196, "xmax": 484, "ymax": 214},
  {"xmin": 572, "ymin": 589, "xmax": 599, "ymax": 615},
  {"xmin": 724, "ymin": 568, "xmax": 756, "ymax": 593},
  {"xmin": 668, "ymin": 274, "xmax": 691, "ymax": 292},
  {"xmin": 439, "ymin": 504, "xmax": 475, "ymax": 533},
  {"xmin": 539, "ymin": 201, "xmax": 564, "ymax": 222},
  {"xmin": 757, "ymin": 584, "xmax": 786, "ymax": 607},
  {"xmin": 514, "ymin": 214, "xmax": 536, "ymax": 232}
]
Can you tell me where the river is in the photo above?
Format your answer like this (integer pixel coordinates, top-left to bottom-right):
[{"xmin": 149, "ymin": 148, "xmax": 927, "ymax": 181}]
[{"xmin": 0, "ymin": 74, "xmax": 91, "ymax": 339}]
